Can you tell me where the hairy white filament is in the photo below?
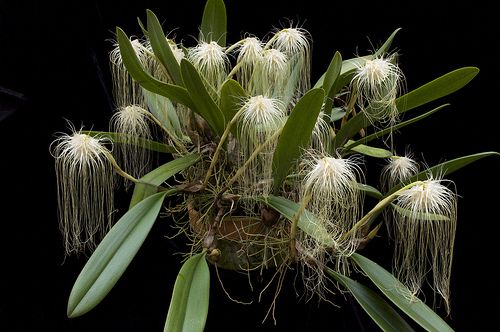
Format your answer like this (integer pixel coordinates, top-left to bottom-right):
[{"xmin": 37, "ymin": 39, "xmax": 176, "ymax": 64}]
[
  {"xmin": 352, "ymin": 55, "xmax": 403, "ymax": 125},
  {"xmin": 51, "ymin": 130, "xmax": 114, "ymax": 255},
  {"xmin": 392, "ymin": 178, "xmax": 457, "ymax": 312},
  {"xmin": 110, "ymin": 105, "xmax": 152, "ymax": 183},
  {"xmin": 310, "ymin": 112, "xmax": 331, "ymax": 154},
  {"xmin": 109, "ymin": 38, "xmax": 149, "ymax": 108},
  {"xmin": 269, "ymin": 27, "xmax": 311, "ymax": 102},
  {"xmin": 251, "ymin": 49, "xmax": 289, "ymax": 99},
  {"xmin": 188, "ymin": 41, "xmax": 229, "ymax": 92},
  {"xmin": 232, "ymin": 37, "xmax": 263, "ymax": 91},
  {"xmin": 237, "ymin": 95, "xmax": 286, "ymax": 198},
  {"xmin": 381, "ymin": 154, "xmax": 419, "ymax": 191}
]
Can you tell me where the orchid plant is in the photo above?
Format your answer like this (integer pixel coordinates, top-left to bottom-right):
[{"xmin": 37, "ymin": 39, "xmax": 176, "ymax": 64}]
[{"xmin": 52, "ymin": 0, "xmax": 498, "ymax": 330}]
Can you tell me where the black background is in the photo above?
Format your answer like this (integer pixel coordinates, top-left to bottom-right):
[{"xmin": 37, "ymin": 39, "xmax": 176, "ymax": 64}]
[{"xmin": 1, "ymin": 0, "xmax": 499, "ymax": 331}]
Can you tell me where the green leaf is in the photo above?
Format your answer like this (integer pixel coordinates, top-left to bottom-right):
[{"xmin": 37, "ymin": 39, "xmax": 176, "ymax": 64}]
[
  {"xmin": 219, "ymin": 79, "xmax": 246, "ymax": 126},
  {"xmin": 264, "ymin": 195, "xmax": 334, "ymax": 247},
  {"xmin": 390, "ymin": 204, "xmax": 450, "ymax": 221},
  {"xmin": 331, "ymin": 107, "xmax": 346, "ymax": 122},
  {"xmin": 386, "ymin": 151, "xmax": 500, "ymax": 195},
  {"xmin": 345, "ymin": 104, "xmax": 449, "ymax": 151},
  {"xmin": 374, "ymin": 28, "xmax": 402, "ymax": 57},
  {"xmin": 67, "ymin": 192, "xmax": 170, "ymax": 318},
  {"xmin": 322, "ymin": 52, "xmax": 343, "ymax": 114},
  {"xmin": 146, "ymin": 10, "xmax": 183, "ymax": 85},
  {"xmin": 164, "ymin": 253, "xmax": 210, "ymax": 332},
  {"xmin": 272, "ymin": 88, "xmax": 325, "ymax": 191},
  {"xmin": 130, "ymin": 154, "xmax": 200, "ymax": 208},
  {"xmin": 180, "ymin": 59, "xmax": 226, "ymax": 136},
  {"xmin": 358, "ymin": 183, "xmax": 383, "ymax": 200},
  {"xmin": 333, "ymin": 67, "xmax": 479, "ymax": 150},
  {"xmin": 116, "ymin": 27, "xmax": 194, "ymax": 108},
  {"xmin": 347, "ymin": 141, "xmax": 393, "ymax": 158},
  {"xmin": 352, "ymin": 253, "xmax": 454, "ymax": 332},
  {"xmin": 82, "ymin": 131, "xmax": 175, "ymax": 153},
  {"xmin": 326, "ymin": 267, "xmax": 415, "ymax": 332},
  {"xmin": 137, "ymin": 17, "xmax": 148, "ymax": 37},
  {"xmin": 142, "ymin": 89, "xmax": 185, "ymax": 139},
  {"xmin": 200, "ymin": 0, "xmax": 227, "ymax": 46}
]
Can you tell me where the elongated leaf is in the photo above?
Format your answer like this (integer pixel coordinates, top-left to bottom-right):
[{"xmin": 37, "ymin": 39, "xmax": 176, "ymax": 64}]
[
  {"xmin": 352, "ymin": 253, "xmax": 453, "ymax": 332},
  {"xmin": 264, "ymin": 195, "xmax": 333, "ymax": 246},
  {"xmin": 326, "ymin": 267, "xmax": 415, "ymax": 332},
  {"xmin": 323, "ymin": 51, "xmax": 342, "ymax": 97},
  {"xmin": 67, "ymin": 192, "xmax": 170, "ymax": 318},
  {"xmin": 333, "ymin": 67, "xmax": 479, "ymax": 149},
  {"xmin": 386, "ymin": 151, "xmax": 500, "ymax": 195},
  {"xmin": 348, "ymin": 141, "xmax": 393, "ymax": 158},
  {"xmin": 147, "ymin": 10, "xmax": 183, "ymax": 85},
  {"xmin": 116, "ymin": 27, "xmax": 194, "ymax": 108},
  {"xmin": 164, "ymin": 253, "xmax": 210, "ymax": 332},
  {"xmin": 345, "ymin": 104, "xmax": 449, "ymax": 151},
  {"xmin": 358, "ymin": 183, "xmax": 383, "ymax": 200},
  {"xmin": 82, "ymin": 131, "xmax": 175, "ymax": 153},
  {"xmin": 200, "ymin": 0, "xmax": 227, "ymax": 46},
  {"xmin": 272, "ymin": 88, "xmax": 325, "ymax": 191},
  {"xmin": 374, "ymin": 28, "xmax": 402, "ymax": 57},
  {"xmin": 130, "ymin": 154, "xmax": 200, "ymax": 208},
  {"xmin": 219, "ymin": 79, "xmax": 246, "ymax": 125},
  {"xmin": 142, "ymin": 89, "xmax": 185, "ymax": 139},
  {"xmin": 181, "ymin": 59, "xmax": 225, "ymax": 136}
]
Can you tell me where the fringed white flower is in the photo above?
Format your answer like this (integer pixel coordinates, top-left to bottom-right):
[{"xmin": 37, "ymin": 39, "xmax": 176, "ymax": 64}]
[
  {"xmin": 110, "ymin": 105, "xmax": 152, "ymax": 183},
  {"xmin": 392, "ymin": 177, "xmax": 457, "ymax": 313},
  {"xmin": 297, "ymin": 153, "xmax": 364, "ymax": 297},
  {"xmin": 109, "ymin": 38, "xmax": 150, "ymax": 107},
  {"xmin": 51, "ymin": 129, "xmax": 114, "ymax": 255},
  {"xmin": 237, "ymin": 95, "xmax": 286, "ymax": 199},
  {"xmin": 231, "ymin": 37, "xmax": 263, "ymax": 91},
  {"xmin": 251, "ymin": 49, "xmax": 289, "ymax": 99},
  {"xmin": 352, "ymin": 55, "xmax": 404, "ymax": 125},
  {"xmin": 381, "ymin": 154, "xmax": 419, "ymax": 192},
  {"xmin": 188, "ymin": 41, "xmax": 229, "ymax": 92},
  {"xmin": 268, "ymin": 27, "xmax": 311, "ymax": 104}
]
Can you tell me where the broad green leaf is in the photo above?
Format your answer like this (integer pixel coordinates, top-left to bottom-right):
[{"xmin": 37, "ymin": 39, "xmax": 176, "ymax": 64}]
[
  {"xmin": 146, "ymin": 10, "xmax": 183, "ymax": 85},
  {"xmin": 137, "ymin": 17, "xmax": 148, "ymax": 37},
  {"xmin": 82, "ymin": 130, "xmax": 175, "ymax": 153},
  {"xmin": 333, "ymin": 67, "xmax": 479, "ymax": 150},
  {"xmin": 347, "ymin": 141, "xmax": 393, "ymax": 158},
  {"xmin": 272, "ymin": 88, "xmax": 325, "ymax": 191},
  {"xmin": 352, "ymin": 253, "xmax": 453, "ymax": 332},
  {"xmin": 181, "ymin": 59, "xmax": 226, "ymax": 136},
  {"xmin": 116, "ymin": 27, "xmax": 194, "ymax": 108},
  {"xmin": 130, "ymin": 154, "xmax": 200, "ymax": 208},
  {"xmin": 358, "ymin": 183, "xmax": 383, "ymax": 200},
  {"xmin": 390, "ymin": 204, "xmax": 450, "ymax": 221},
  {"xmin": 331, "ymin": 107, "xmax": 346, "ymax": 122},
  {"xmin": 219, "ymin": 79, "xmax": 246, "ymax": 126},
  {"xmin": 326, "ymin": 267, "xmax": 415, "ymax": 332},
  {"xmin": 67, "ymin": 192, "xmax": 170, "ymax": 318},
  {"xmin": 386, "ymin": 151, "xmax": 500, "ymax": 195},
  {"xmin": 264, "ymin": 195, "xmax": 333, "ymax": 247},
  {"xmin": 345, "ymin": 104, "xmax": 449, "ymax": 151},
  {"xmin": 200, "ymin": 0, "xmax": 227, "ymax": 46},
  {"xmin": 323, "ymin": 52, "xmax": 343, "ymax": 114},
  {"xmin": 164, "ymin": 253, "xmax": 210, "ymax": 332},
  {"xmin": 142, "ymin": 89, "xmax": 185, "ymax": 139}
]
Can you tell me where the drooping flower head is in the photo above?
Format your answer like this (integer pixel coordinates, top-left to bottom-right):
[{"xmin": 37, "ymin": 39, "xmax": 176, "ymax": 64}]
[
  {"xmin": 268, "ymin": 27, "xmax": 311, "ymax": 102},
  {"xmin": 381, "ymin": 153, "xmax": 419, "ymax": 191},
  {"xmin": 231, "ymin": 37, "xmax": 263, "ymax": 90},
  {"xmin": 392, "ymin": 177, "xmax": 457, "ymax": 312},
  {"xmin": 110, "ymin": 38, "xmax": 150, "ymax": 107},
  {"xmin": 352, "ymin": 55, "xmax": 403, "ymax": 125},
  {"xmin": 110, "ymin": 105, "xmax": 152, "ymax": 183},
  {"xmin": 51, "ymin": 127, "xmax": 114, "ymax": 255},
  {"xmin": 188, "ymin": 41, "xmax": 229, "ymax": 92},
  {"xmin": 251, "ymin": 49, "xmax": 289, "ymax": 99},
  {"xmin": 310, "ymin": 112, "xmax": 331, "ymax": 154},
  {"xmin": 237, "ymin": 95, "xmax": 286, "ymax": 198}
]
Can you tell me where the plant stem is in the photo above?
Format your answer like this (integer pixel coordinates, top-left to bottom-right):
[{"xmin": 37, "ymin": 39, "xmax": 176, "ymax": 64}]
[
  {"xmin": 105, "ymin": 151, "xmax": 140, "ymax": 183},
  {"xmin": 140, "ymin": 109, "xmax": 189, "ymax": 154},
  {"xmin": 203, "ymin": 105, "xmax": 246, "ymax": 187},
  {"xmin": 342, "ymin": 180, "xmax": 424, "ymax": 240},
  {"xmin": 219, "ymin": 128, "xmax": 283, "ymax": 195},
  {"xmin": 289, "ymin": 191, "xmax": 312, "ymax": 260}
]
